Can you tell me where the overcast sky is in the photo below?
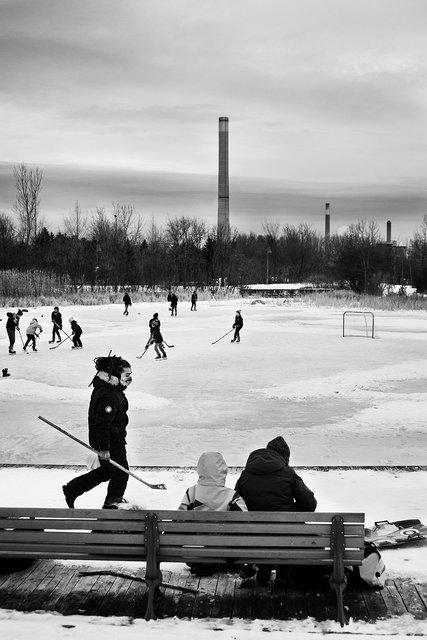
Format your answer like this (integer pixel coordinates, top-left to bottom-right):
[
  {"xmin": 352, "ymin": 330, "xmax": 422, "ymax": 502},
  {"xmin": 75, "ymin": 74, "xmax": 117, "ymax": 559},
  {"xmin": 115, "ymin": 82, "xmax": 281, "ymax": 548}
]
[{"xmin": 1, "ymin": 0, "xmax": 426, "ymax": 241}]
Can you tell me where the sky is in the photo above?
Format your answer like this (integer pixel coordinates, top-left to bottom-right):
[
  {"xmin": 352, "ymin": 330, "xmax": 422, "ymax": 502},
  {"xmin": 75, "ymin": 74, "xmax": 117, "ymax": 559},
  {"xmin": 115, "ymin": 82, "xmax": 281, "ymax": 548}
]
[{"xmin": 1, "ymin": 0, "xmax": 427, "ymax": 242}]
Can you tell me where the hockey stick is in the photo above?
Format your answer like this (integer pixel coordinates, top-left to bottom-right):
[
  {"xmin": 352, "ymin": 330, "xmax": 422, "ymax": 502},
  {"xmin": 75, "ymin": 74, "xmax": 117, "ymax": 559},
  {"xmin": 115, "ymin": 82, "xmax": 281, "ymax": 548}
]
[
  {"xmin": 163, "ymin": 340, "xmax": 174, "ymax": 348},
  {"xmin": 38, "ymin": 415, "xmax": 167, "ymax": 490},
  {"xmin": 137, "ymin": 338, "xmax": 153, "ymax": 359},
  {"xmin": 211, "ymin": 328, "xmax": 234, "ymax": 345},
  {"xmin": 16, "ymin": 327, "xmax": 25, "ymax": 348},
  {"xmin": 49, "ymin": 323, "xmax": 72, "ymax": 349}
]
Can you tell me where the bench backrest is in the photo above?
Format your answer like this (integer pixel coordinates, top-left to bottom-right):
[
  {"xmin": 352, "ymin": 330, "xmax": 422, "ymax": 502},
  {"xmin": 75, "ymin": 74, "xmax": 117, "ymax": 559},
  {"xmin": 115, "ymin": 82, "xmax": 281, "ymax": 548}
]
[{"xmin": 0, "ymin": 508, "xmax": 365, "ymax": 566}]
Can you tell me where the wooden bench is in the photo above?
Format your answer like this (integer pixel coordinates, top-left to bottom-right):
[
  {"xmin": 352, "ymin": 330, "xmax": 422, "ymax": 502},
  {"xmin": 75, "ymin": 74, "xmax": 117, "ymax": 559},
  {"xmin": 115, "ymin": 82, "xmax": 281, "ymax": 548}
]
[{"xmin": 0, "ymin": 508, "xmax": 365, "ymax": 625}]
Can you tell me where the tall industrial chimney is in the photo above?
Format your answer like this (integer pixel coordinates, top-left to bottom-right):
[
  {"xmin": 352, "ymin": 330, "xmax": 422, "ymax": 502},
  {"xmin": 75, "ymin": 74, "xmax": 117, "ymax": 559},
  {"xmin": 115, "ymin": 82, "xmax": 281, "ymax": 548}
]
[
  {"xmin": 386, "ymin": 220, "xmax": 392, "ymax": 244},
  {"xmin": 325, "ymin": 203, "xmax": 330, "ymax": 241},
  {"xmin": 217, "ymin": 117, "xmax": 229, "ymax": 234}
]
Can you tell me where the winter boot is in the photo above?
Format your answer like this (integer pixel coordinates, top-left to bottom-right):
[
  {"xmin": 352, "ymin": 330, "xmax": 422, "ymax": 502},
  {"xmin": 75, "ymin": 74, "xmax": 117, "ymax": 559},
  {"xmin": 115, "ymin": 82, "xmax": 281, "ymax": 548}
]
[
  {"xmin": 155, "ymin": 355, "xmax": 162, "ymax": 359},
  {"xmin": 62, "ymin": 484, "xmax": 76, "ymax": 509},
  {"xmin": 2, "ymin": 368, "xmax": 10, "ymax": 377},
  {"xmin": 9, "ymin": 348, "xmax": 16, "ymax": 354},
  {"xmin": 49, "ymin": 340, "xmax": 55, "ymax": 343},
  {"xmin": 162, "ymin": 354, "xmax": 167, "ymax": 359}
]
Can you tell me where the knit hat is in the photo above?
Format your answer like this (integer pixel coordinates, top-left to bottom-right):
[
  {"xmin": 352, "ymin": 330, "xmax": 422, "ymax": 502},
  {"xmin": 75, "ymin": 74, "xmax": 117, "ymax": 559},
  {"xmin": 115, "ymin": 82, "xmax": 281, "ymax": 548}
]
[
  {"xmin": 69, "ymin": 317, "xmax": 74, "ymax": 322},
  {"xmin": 266, "ymin": 436, "xmax": 290, "ymax": 463}
]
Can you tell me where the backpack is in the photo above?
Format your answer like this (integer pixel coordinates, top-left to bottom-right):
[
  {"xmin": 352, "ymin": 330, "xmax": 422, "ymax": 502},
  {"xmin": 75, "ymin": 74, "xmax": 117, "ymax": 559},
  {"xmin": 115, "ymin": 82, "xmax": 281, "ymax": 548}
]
[{"xmin": 347, "ymin": 542, "xmax": 386, "ymax": 588}]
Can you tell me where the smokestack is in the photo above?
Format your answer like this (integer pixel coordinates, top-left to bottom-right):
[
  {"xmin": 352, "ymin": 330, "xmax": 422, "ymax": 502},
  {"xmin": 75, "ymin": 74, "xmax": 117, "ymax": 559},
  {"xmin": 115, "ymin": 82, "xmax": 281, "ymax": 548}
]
[
  {"xmin": 325, "ymin": 203, "xmax": 330, "ymax": 241},
  {"xmin": 218, "ymin": 117, "xmax": 229, "ymax": 234},
  {"xmin": 386, "ymin": 220, "xmax": 392, "ymax": 244}
]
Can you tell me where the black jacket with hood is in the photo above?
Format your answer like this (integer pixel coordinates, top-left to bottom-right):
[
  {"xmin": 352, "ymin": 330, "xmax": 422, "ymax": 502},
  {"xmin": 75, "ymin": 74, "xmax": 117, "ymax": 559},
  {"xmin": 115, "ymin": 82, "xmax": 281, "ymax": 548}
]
[{"xmin": 235, "ymin": 441, "xmax": 317, "ymax": 512}]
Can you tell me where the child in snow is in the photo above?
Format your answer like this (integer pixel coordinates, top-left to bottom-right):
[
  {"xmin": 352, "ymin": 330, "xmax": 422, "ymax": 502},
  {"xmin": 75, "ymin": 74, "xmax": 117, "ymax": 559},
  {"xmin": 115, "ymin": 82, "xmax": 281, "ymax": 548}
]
[
  {"xmin": 69, "ymin": 317, "xmax": 83, "ymax": 349},
  {"xmin": 23, "ymin": 318, "xmax": 43, "ymax": 352},
  {"xmin": 178, "ymin": 451, "xmax": 247, "ymax": 576}
]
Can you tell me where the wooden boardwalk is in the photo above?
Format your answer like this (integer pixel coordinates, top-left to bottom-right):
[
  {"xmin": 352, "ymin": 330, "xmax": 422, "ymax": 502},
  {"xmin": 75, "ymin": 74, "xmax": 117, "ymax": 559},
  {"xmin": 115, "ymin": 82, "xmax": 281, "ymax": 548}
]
[{"xmin": 0, "ymin": 560, "xmax": 426, "ymax": 622}]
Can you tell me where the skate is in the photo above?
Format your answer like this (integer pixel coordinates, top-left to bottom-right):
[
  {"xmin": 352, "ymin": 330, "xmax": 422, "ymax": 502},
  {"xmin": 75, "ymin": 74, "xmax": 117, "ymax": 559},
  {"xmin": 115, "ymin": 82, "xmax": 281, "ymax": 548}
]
[
  {"xmin": 2, "ymin": 368, "xmax": 10, "ymax": 377},
  {"xmin": 162, "ymin": 355, "xmax": 167, "ymax": 359},
  {"xmin": 32, "ymin": 348, "xmax": 37, "ymax": 352},
  {"xmin": 155, "ymin": 355, "xmax": 162, "ymax": 359},
  {"xmin": 230, "ymin": 339, "xmax": 235, "ymax": 342},
  {"xmin": 9, "ymin": 349, "xmax": 16, "ymax": 354},
  {"xmin": 49, "ymin": 340, "xmax": 55, "ymax": 343}
]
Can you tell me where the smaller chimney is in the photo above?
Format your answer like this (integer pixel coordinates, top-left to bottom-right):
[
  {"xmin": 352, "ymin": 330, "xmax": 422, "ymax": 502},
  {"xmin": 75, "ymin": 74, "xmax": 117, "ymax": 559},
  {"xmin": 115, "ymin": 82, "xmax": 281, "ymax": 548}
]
[
  {"xmin": 325, "ymin": 203, "xmax": 330, "ymax": 241},
  {"xmin": 386, "ymin": 220, "xmax": 392, "ymax": 244}
]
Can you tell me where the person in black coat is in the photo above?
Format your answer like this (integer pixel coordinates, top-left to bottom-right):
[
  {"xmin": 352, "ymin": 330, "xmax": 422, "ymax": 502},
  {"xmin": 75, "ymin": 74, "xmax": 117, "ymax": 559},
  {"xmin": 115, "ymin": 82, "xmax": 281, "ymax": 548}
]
[
  {"xmin": 191, "ymin": 290, "xmax": 198, "ymax": 311},
  {"xmin": 235, "ymin": 435, "xmax": 317, "ymax": 584},
  {"xmin": 123, "ymin": 291, "xmax": 132, "ymax": 315},
  {"xmin": 231, "ymin": 310, "xmax": 243, "ymax": 342},
  {"xmin": 5, "ymin": 309, "xmax": 23, "ymax": 354},
  {"xmin": 49, "ymin": 306, "xmax": 62, "ymax": 343},
  {"xmin": 69, "ymin": 317, "xmax": 83, "ymax": 348},
  {"xmin": 62, "ymin": 355, "xmax": 132, "ymax": 509}
]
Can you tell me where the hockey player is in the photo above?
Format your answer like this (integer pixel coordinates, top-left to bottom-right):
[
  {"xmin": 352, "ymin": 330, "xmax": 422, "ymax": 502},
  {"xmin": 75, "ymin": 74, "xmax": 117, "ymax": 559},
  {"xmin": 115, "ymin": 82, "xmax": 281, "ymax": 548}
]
[
  {"xmin": 231, "ymin": 310, "xmax": 243, "ymax": 342},
  {"xmin": 49, "ymin": 306, "xmax": 62, "ymax": 343},
  {"xmin": 148, "ymin": 312, "xmax": 167, "ymax": 359},
  {"xmin": 23, "ymin": 318, "xmax": 43, "ymax": 352},
  {"xmin": 191, "ymin": 290, "xmax": 198, "ymax": 311},
  {"xmin": 123, "ymin": 291, "xmax": 132, "ymax": 315},
  {"xmin": 6, "ymin": 309, "xmax": 23, "ymax": 354},
  {"xmin": 62, "ymin": 355, "xmax": 132, "ymax": 509},
  {"xmin": 69, "ymin": 317, "xmax": 83, "ymax": 349}
]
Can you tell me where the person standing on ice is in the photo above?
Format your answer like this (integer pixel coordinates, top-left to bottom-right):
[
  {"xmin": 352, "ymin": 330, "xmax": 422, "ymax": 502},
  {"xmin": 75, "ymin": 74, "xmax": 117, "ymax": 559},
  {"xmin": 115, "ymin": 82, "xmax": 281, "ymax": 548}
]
[
  {"xmin": 23, "ymin": 318, "xmax": 43, "ymax": 351},
  {"xmin": 231, "ymin": 309, "xmax": 243, "ymax": 342},
  {"xmin": 149, "ymin": 312, "xmax": 167, "ymax": 359},
  {"xmin": 178, "ymin": 451, "xmax": 247, "ymax": 576},
  {"xmin": 5, "ymin": 309, "xmax": 23, "ymax": 354},
  {"xmin": 123, "ymin": 290, "xmax": 132, "ymax": 315},
  {"xmin": 191, "ymin": 290, "xmax": 197, "ymax": 311},
  {"xmin": 49, "ymin": 306, "xmax": 62, "ymax": 343},
  {"xmin": 62, "ymin": 355, "xmax": 133, "ymax": 509},
  {"xmin": 69, "ymin": 317, "xmax": 83, "ymax": 349},
  {"xmin": 235, "ymin": 436, "xmax": 317, "ymax": 584}
]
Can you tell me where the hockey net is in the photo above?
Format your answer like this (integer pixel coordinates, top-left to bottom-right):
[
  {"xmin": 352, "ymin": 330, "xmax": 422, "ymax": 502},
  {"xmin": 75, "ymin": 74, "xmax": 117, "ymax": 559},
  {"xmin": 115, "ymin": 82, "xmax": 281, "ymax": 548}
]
[{"xmin": 342, "ymin": 311, "xmax": 375, "ymax": 339}]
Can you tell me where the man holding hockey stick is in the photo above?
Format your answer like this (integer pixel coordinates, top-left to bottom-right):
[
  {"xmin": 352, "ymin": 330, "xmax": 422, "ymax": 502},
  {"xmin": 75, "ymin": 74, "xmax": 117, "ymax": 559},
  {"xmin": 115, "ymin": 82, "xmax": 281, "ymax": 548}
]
[{"xmin": 62, "ymin": 354, "xmax": 136, "ymax": 509}]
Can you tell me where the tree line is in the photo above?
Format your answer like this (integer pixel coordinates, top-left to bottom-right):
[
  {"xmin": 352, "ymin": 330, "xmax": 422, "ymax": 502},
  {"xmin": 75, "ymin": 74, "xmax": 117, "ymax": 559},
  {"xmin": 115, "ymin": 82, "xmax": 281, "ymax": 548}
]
[{"xmin": 2, "ymin": 163, "xmax": 427, "ymax": 294}]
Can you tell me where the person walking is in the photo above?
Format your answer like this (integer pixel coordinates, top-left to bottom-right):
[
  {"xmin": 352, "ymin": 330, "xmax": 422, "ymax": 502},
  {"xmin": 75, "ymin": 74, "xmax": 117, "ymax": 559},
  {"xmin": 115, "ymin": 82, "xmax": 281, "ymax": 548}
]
[
  {"xmin": 235, "ymin": 436, "xmax": 317, "ymax": 584},
  {"xmin": 69, "ymin": 317, "xmax": 83, "ymax": 349},
  {"xmin": 148, "ymin": 313, "xmax": 167, "ymax": 359},
  {"xmin": 123, "ymin": 291, "xmax": 132, "ymax": 315},
  {"xmin": 62, "ymin": 355, "xmax": 133, "ymax": 509},
  {"xmin": 23, "ymin": 318, "xmax": 43, "ymax": 352},
  {"xmin": 49, "ymin": 306, "xmax": 62, "ymax": 343},
  {"xmin": 191, "ymin": 290, "xmax": 198, "ymax": 311},
  {"xmin": 231, "ymin": 310, "xmax": 243, "ymax": 342},
  {"xmin": 6, "ymin": 309, "xmax": 23, "ymax": 354},
  {"xmin": 179, "ymin": 451, "xmax": 247, "ymax": 576}
]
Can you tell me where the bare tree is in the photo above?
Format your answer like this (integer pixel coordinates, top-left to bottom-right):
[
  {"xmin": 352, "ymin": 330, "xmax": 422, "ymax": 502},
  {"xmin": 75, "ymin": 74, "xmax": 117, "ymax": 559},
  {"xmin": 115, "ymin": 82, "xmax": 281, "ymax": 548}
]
[
  {"xmin": 13, "ymin": 163, "xmax": 43, "ymax": 244},
  {"xmin": 64, "ymin": 201, "xmax": 88, "ymax": 239}
]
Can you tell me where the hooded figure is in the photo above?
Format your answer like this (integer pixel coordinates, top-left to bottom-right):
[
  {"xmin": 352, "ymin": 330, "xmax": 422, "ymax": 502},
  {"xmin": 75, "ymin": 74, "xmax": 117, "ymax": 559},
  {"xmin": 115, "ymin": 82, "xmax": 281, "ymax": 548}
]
[
  {"xmin": 235, "ymin": 436, "xmax": 316, "ymax": 512},
  {"xmin": 179, "ymin": 452, "xmax": 247, "ymax": 576},
  {"xmin": 235, "ymin": 436, "xmax": 317, "ymax": 584},
  {"xmin": 179, "ymin": 452, "xmax": 247, "ymax": 512}
]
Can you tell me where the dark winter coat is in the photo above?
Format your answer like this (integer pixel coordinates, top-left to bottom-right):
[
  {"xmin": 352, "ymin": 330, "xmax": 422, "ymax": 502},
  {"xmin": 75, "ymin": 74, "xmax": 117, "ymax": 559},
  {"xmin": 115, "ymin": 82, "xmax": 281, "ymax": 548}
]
[
  {"xmin": 149, "ymin": 317, "xmax": 163, "ymax": 343},
  {"xmin": 51, "ymin": 310, "xmax": 62, "ymax": 329},
  {"xmin": 123, "ymin": 293, "xmax": 131, "ymax": 306},
  {"xmin": 170, "ymin": 293, "xmax": 178, "ymax": 307},
  {"xmin": 70, "ymin": 320, "xmax": 82, "ymax": 337},
  {"xmin": 234, "ymin": 448, "xmax": 317, "ymax": 512},
  {"xmin": 233, "ymin": 313, "xmax": 243, "ymax": 330},
  {"xmin": 6, "ymin": 312, "xmax": 19, "ymax": 331},
  {"xmin": 88, "ymin": 375, "xmax": 129, "ymax": 452}
]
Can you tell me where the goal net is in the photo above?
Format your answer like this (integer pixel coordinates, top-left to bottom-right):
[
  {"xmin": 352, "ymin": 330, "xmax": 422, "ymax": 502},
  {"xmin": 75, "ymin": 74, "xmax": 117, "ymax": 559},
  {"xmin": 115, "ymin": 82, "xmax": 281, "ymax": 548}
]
[{"xmin": 342, "ymin": 311, "xmax": 375, "ymax": 338}]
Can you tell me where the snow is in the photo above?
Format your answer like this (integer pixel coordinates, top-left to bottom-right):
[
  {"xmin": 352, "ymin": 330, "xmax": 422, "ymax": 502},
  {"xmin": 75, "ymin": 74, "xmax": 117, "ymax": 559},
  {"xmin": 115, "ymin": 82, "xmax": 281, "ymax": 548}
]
[{"xmin": 1, "ymin": 297, "xmax": 427, "ymax": 637}]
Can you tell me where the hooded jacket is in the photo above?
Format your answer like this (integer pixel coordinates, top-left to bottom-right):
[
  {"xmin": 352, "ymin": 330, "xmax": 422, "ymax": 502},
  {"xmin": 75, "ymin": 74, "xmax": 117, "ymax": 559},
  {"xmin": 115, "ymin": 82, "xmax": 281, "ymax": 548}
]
[
  {"xmin": 179, "ymin": 452, "xmax": 247, "ymax": 512},
  {"xmin": 26, "ymin": 319, "xmax": 43, "ymax": 336},
  {"xmin": 88, "ymin": 374, "xmax": 129, "ymax": 452},
  {"xmin": 235, "ymin": 447, "xmax": 317, "ymax": 512}
]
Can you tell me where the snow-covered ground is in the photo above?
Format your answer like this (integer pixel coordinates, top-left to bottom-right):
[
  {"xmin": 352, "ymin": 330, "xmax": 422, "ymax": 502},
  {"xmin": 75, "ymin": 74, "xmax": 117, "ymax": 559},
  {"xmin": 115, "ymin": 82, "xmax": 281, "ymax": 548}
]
[{"xmin": 1, "ymin": 297, "xmax": 427, "ymax": 637}]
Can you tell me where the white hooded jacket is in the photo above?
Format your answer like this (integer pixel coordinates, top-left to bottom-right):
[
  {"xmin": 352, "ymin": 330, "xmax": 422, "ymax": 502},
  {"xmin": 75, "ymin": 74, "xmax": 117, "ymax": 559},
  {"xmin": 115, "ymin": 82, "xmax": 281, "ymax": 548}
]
[{"xmin": 178, "ymin": 452, "xmax": 247, "ymax": 512}]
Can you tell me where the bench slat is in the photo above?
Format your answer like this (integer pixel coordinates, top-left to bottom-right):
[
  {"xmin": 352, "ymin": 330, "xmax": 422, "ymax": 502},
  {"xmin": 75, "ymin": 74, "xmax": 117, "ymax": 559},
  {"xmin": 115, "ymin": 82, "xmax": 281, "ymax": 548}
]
[
  {"xmin": 158, "ymin": 522, "xmax": 364, "ymax": 535},
  {"xmin": 158, "ymin": 533, "xmax": 365, "ymax": 548},
  {"xmin": 154, "ymin": 511, "xmax": 365, "ymax": 523},
  {"xmin": 159, "ymin": 547, "xmax": 363, "ymax": 562},
  {"xmin": 0, "ymin": 532, "xmax": 145, "ymax": 545},
  {"xmin": 0, "ymin": 519, "xmax": 145, "ymax": 531}
]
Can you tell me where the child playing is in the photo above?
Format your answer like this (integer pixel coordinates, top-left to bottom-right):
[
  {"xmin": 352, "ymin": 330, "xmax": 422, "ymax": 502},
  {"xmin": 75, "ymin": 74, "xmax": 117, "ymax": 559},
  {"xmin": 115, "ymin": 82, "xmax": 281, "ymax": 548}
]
[
  {"xmin": 69, "ymin": 317, "xmax": 83, "ymax": 349},
  {"xmin": 23, "ymin": 318, "xmax": 43, "ymax": 352}
]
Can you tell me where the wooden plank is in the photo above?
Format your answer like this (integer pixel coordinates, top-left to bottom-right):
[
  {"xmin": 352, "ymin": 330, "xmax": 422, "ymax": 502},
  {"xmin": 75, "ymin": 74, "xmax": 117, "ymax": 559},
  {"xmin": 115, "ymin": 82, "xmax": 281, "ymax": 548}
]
[
  {"xmin": 344, "ymin": 587, "xmax": 370, "ymax": 622},
  {"xmin": 191, "ymin": 573, "xmax": 219, "ymax": 618},
  {"xmin": 115, "ymin": 568, "xmax": 148, "ymax": 618},
  {"xmin": 159, "ymin": 548, "xmax": 362, "ymax": 562},
  {"xmin": 362, "ymin": 588, "xmax": 389, "ymax": 620},
  {"xmin": 54, "ymin": 565, "xmax": 103, "ymax": 615},
  {"xmin": 0, "ymin": 507, "xmax": 146, "ymax": 521},
  {"xmin": 159, "ymin": 522, "xmax": 364, "ymax": 535},
  {"xmin": 17, "ymin": 562, "xmax": 65, "ymax": 612},
  {"xmin": 0, "ymin": 559, "xmax": 41, "ymax": 603},
  {"xmin": 304, "ymin": 582, "xmax": 330, "ymax": 622},
  {"xmin": 159, "ymin": 533, "xmax": 364, "ymax": 548},
  {"xmin": 251, "ymin": 574, "xmax": 275, "ymax": 620},
  {"xmin": 155, "ymin": 510, "xmax": 365, "ymax": 523},
  {"xmin": 395, "ymin": 578, "xmax": 427, "ymax": 620},
  {"xmin": 0, "ymin": 531, "xmax": 145, "ymax": 545},
  {"xmin": 379, "ymin": 582, "xmax": 407, "ymax": 617},
  {"xmin": 0, "ymin": 560, "xmax": 55, "ymax": 610},
  {"xmin": 173, "ymin": 569, "xmax": 200, "ymax": 619},
  {"xmin": 42, "ymin": 564, "xmax": 83, "ymax": 612},
  {"xmin": 210, "ymin": 570, "xmax": 236, "ymax": 618},
  {"xmin": 415, "ymin": 583, "xmax": 427, "ymax": 610},
  {"xmin": 232, "ymin": 572, "xmax": 254, "ymax": 619},
  {"xmin": 0, "ymin": 518, "xmax": 145, "ymax": 531}
]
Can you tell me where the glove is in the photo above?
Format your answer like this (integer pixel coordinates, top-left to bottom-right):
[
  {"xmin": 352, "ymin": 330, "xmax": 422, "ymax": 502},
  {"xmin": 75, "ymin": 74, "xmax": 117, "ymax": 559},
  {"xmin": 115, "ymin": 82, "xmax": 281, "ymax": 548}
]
[{"xmin": 98, "ymin": 450, "xmax": 110, "ymax": 461}]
